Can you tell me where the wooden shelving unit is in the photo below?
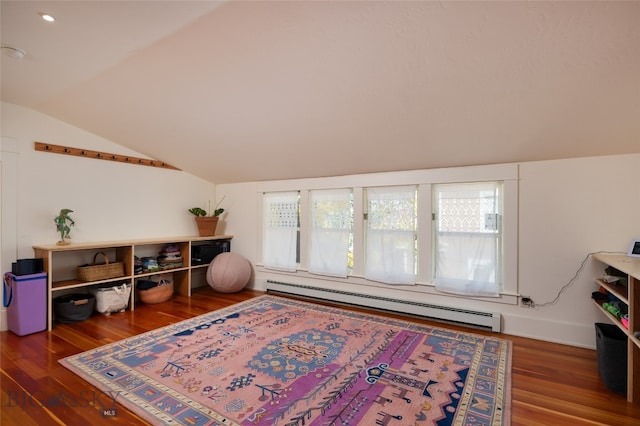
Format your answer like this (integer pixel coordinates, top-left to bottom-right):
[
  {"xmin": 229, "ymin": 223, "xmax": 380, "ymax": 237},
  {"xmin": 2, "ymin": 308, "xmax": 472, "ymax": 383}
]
[
  {"xmin": 592, "ymin": 253, "xmax": 640, "ymax": 404},
  {"xmin": 33, "ymin": 235, "xmax": 232, "ymax": 331}
]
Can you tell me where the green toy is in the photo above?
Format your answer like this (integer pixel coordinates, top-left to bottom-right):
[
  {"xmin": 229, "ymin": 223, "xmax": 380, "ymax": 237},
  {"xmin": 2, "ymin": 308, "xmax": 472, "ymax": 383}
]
[{"xmin": 54, "ymin": 208, "xmax": 75, "ymax": 245}]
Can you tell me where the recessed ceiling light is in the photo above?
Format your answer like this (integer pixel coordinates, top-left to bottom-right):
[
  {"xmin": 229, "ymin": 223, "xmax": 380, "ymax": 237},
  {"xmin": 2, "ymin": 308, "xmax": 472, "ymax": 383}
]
[{"xmin": 39, "ymin": 13, "xmax": 55, "ymax": 22}]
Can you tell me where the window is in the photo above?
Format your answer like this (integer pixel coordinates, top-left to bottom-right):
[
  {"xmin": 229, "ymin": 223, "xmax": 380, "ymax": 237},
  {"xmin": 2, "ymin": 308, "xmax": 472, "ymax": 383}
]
[
  {"xmin": 262, "ymin": 191, "xmax": 299, "ymax": 271},
  {"xmin": 308, "ymin": 189, "xmax": 353, "ymax": 277},
  {"xmin": 258, "ymin": 163, "xmax": 518, "ymax": 300},
  {"xmin": 364, "ymin": 186, "xmax": 417, "ymax": 285},
  {"xmin": 433, "ymin": 182, "xmax": 502, "ymax": 297}
]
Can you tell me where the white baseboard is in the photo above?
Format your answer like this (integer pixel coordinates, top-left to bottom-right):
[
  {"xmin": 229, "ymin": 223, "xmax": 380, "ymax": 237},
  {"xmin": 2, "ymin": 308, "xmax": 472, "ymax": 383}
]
[
  {"xmin": 0, "ymin": 307, "xmax": 7, "ymax": 332},
  {"xmin": 501, "ymin": 313, "xmax": 597, "ymax": 349}
]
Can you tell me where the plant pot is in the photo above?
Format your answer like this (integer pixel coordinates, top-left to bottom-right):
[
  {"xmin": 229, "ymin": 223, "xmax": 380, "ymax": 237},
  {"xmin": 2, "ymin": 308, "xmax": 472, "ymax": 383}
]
[{"xmin": 195, "ymin": 216, "xmax": 219, "ymax": 236}]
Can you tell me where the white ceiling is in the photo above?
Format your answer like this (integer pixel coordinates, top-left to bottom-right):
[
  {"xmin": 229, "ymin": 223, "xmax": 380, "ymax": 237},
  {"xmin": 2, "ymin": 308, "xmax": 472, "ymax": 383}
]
[{"xmin": 2, "ymin": 1, "xmax": 639, "ymax": 184}]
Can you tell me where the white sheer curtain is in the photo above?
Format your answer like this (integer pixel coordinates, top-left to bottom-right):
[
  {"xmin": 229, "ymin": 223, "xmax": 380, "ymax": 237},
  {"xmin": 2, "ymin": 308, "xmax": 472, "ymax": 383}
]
[
  {"xmin": 308, "ymin": 188, "xmax": 352, "ymax": 277},
  {"xmin": 262, "ymin": 191, "xmax": 298, "ymax": 271},
  {"xmin": 364, "ymin": 186, "xmax": 416, "ymax": 285},
  {"xmin": 434, "ymin": 182, "xmax": 501, "ymax": 297}
]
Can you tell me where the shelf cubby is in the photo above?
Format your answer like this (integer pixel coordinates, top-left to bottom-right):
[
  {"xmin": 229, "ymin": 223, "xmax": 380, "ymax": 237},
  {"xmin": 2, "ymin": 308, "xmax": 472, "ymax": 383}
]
[{"xmin": 592, "ymin": 253, "xmax": 640, "ymax": 404}]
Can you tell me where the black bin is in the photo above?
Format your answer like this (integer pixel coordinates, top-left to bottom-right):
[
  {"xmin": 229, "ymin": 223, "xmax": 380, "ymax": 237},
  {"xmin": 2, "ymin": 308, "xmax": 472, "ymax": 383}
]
[
  {"xmin": 54, "ymin": 293, "xmax": 95, "ymax": 323},
  {"xmin": 595, "ymin": 323, "xmax": 627, "ymax": 394}
]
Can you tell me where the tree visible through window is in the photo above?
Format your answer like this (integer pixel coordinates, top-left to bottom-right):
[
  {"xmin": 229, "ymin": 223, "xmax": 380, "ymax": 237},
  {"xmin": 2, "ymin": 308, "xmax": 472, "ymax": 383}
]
[{"xmin": 308, "ymin": 189, "xmax": 353, "ymax": 277}]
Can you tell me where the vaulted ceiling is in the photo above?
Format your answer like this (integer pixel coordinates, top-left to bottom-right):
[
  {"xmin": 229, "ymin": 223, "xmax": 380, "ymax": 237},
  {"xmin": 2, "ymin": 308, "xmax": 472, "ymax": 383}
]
[{"xmin": 2, "ymin": 1, "xmax": 639, "ymax": 183}]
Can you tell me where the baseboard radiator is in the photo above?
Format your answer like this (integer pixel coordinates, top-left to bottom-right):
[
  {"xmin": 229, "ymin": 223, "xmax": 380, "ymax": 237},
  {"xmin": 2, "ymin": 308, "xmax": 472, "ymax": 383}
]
[{"xmin": 266, "ymin": 280, "xmax": 501, "ymax": 332}]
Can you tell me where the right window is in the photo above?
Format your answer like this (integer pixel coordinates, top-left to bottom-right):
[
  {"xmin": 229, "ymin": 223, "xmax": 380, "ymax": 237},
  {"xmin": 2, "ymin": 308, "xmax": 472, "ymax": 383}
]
[{"xmin": 433, "ymin": 181, "xmax": 502, "ymax": 297}]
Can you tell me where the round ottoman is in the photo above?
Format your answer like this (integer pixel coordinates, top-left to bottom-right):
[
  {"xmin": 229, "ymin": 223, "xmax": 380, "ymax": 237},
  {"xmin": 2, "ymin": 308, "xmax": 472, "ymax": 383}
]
[{"xmin": 206, "ymin": 253, "xmax": 251, "ymax": 293}]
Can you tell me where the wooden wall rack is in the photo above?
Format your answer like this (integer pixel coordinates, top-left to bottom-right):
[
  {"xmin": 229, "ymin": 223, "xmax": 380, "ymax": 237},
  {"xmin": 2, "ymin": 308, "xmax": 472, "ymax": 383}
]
[{"xmin": 35, "ymin": 142, "xmax": 181, "ymax": 170}]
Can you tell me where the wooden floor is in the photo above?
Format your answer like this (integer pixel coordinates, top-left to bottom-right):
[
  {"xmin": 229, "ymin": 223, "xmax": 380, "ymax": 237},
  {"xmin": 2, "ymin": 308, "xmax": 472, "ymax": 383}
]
[{"xmin": 2, "ymin": 287, "xmax": 639, "ymax": 425}]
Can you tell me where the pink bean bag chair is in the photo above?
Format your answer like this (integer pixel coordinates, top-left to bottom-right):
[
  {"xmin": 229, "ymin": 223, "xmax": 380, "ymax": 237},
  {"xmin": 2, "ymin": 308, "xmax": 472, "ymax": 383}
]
[{"xmin": 206, "ymin": 253, "xmax": 251, "ymax": 293}]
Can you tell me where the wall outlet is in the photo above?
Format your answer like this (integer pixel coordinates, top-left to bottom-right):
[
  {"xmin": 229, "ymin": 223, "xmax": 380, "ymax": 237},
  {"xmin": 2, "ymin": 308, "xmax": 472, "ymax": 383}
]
[{"xmin": 521, "ymin": 296, "xmax": 534, "ymax": 307}]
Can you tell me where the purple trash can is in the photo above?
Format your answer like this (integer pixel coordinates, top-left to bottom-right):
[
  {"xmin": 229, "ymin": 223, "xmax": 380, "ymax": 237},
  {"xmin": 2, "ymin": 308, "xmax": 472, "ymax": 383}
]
[{"xmin": 3, "ymin": 272, "xmax": 47, "ymax": 336}]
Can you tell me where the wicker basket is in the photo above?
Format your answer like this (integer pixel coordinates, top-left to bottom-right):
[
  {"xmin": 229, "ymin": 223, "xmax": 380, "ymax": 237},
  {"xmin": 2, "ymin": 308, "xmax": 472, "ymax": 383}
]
[
  {"xmin": 137, "ymin": 273, "xmax": 174, "ymax": 304},
  {"xmin": 77, "ymin": 252, "xmax": 125, "ymax": 282}
]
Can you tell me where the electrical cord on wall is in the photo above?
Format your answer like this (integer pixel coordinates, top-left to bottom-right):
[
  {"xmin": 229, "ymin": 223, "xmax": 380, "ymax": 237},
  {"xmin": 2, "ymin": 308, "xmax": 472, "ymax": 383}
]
[{"xmin": 526, "ymin": 251, "xmax": 625, "ymax": 309}]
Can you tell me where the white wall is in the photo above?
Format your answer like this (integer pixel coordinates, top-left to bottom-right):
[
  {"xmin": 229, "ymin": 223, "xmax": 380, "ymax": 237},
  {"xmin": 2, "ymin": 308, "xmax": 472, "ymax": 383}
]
[
  {"xmin": 514, "ymin": 154, "xmax": 639, "ymax": 346},
  {"xmin": 3, "ymin": 102, "xmax": 638, "ymax": 348},
  {"xmin": 1, "ymin": 102, "xmax": 217, "ymax": 330},
  {"xmin": 217, "ymin": 153, "xmax": 640, "ymax": 349}
]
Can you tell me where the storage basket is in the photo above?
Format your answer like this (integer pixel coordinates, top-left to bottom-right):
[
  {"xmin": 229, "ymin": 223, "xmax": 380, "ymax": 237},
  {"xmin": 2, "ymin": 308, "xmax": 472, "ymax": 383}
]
[
  {"xmin": 77, "ymin": 252, "xmax": 125, "ymax": 282},
  {"xmin": 54, "ymin": 293, "xmax": 95, "ymax": 323},
  {"xmin": 137, "ymin": 274, "xmax": 173, "ymax": 304},
  {"xmin": 89, "ymin": 282, "xmax": 131, "ymax": 315},
  {"xmin": 595, "ymin": 322, "xmax": 627, "ymax": 394}
]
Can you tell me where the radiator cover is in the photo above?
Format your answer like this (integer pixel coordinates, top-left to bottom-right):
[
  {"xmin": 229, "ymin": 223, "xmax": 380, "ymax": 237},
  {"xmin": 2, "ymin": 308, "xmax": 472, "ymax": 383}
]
[{"xmin": 266, "ymin": 280, "xmax": 501, "ymax": 332}]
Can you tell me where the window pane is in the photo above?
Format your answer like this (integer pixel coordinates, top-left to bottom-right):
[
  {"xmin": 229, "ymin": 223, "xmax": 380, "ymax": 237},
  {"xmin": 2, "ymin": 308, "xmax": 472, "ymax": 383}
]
[
  {"xmin": 263, "ymin": 191, "xmax": 299, "ymax": 271},
  {"xmin": 365, "ymin": 186, "xmax": 417, "ymax": 284},
  {"xmin": 434, "ymin": 182, "xmax": 502, "ymax": 297},
  {"xmin": 308, "ymin": 189, "xmax": 353, "ymax": 277}
]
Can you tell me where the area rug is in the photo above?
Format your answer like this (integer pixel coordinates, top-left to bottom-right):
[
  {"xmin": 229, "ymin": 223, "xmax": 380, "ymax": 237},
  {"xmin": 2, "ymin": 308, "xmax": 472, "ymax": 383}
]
[{"xmin": 60, "ymin": 295, "xmax": 511, "ymax": 425}]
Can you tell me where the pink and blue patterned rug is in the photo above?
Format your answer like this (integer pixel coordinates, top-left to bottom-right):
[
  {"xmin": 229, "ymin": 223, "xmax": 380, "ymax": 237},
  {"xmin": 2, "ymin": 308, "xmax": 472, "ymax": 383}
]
[{"xmin": 60, "ymin": 295, "xmax": 511, "ymax": 425}]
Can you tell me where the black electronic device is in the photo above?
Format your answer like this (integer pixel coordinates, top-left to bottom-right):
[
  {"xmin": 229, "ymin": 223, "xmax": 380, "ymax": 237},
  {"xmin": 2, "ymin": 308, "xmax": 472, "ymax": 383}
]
[
  {"xmin": 191, "ymin": 240, "xmax": 231, "ymax": 265},
  {"xmin": 11, "ymin": 258, "xmax": 44, "ymax": 276}
]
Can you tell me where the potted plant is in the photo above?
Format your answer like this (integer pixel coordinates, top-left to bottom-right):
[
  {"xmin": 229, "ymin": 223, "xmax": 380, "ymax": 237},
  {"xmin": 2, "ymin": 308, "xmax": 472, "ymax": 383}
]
[{"xmin": 188, "ymin": 199, "xmax": 225, "ymax": 237}]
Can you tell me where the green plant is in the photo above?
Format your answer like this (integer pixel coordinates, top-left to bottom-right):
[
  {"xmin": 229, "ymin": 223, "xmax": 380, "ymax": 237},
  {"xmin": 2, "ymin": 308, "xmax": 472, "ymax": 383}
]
[
  {"xmin": 188, "ymin": 207, "xmax": 207, "ymax": 217},
  {"xmin": 188, "ymin": 197, "xmax": 225, "ymax": 217}
]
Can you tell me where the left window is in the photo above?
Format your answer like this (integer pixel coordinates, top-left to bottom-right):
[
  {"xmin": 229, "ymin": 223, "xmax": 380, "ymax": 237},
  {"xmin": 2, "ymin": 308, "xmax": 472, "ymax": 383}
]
[{"xmin": 262, "ymin": 191, "xmax": 299, "ymax": 271}]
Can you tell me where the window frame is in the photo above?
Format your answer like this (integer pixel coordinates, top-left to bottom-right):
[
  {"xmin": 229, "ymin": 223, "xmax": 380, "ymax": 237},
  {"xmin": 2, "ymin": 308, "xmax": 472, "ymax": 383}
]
[
  {"xmin": 363, "ymin": 185, "xmax": 418, "ymax": 285},
  {"xmin": 307, "ymin": 188, "xmax": 354, "ymax": 277}
]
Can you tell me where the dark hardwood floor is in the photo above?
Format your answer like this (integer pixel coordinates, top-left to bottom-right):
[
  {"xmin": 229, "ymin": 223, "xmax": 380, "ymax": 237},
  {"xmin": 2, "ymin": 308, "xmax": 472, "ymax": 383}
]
[{"xmin": 2, "ymin": 287, "xmax": 639, "ymax": 425}]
